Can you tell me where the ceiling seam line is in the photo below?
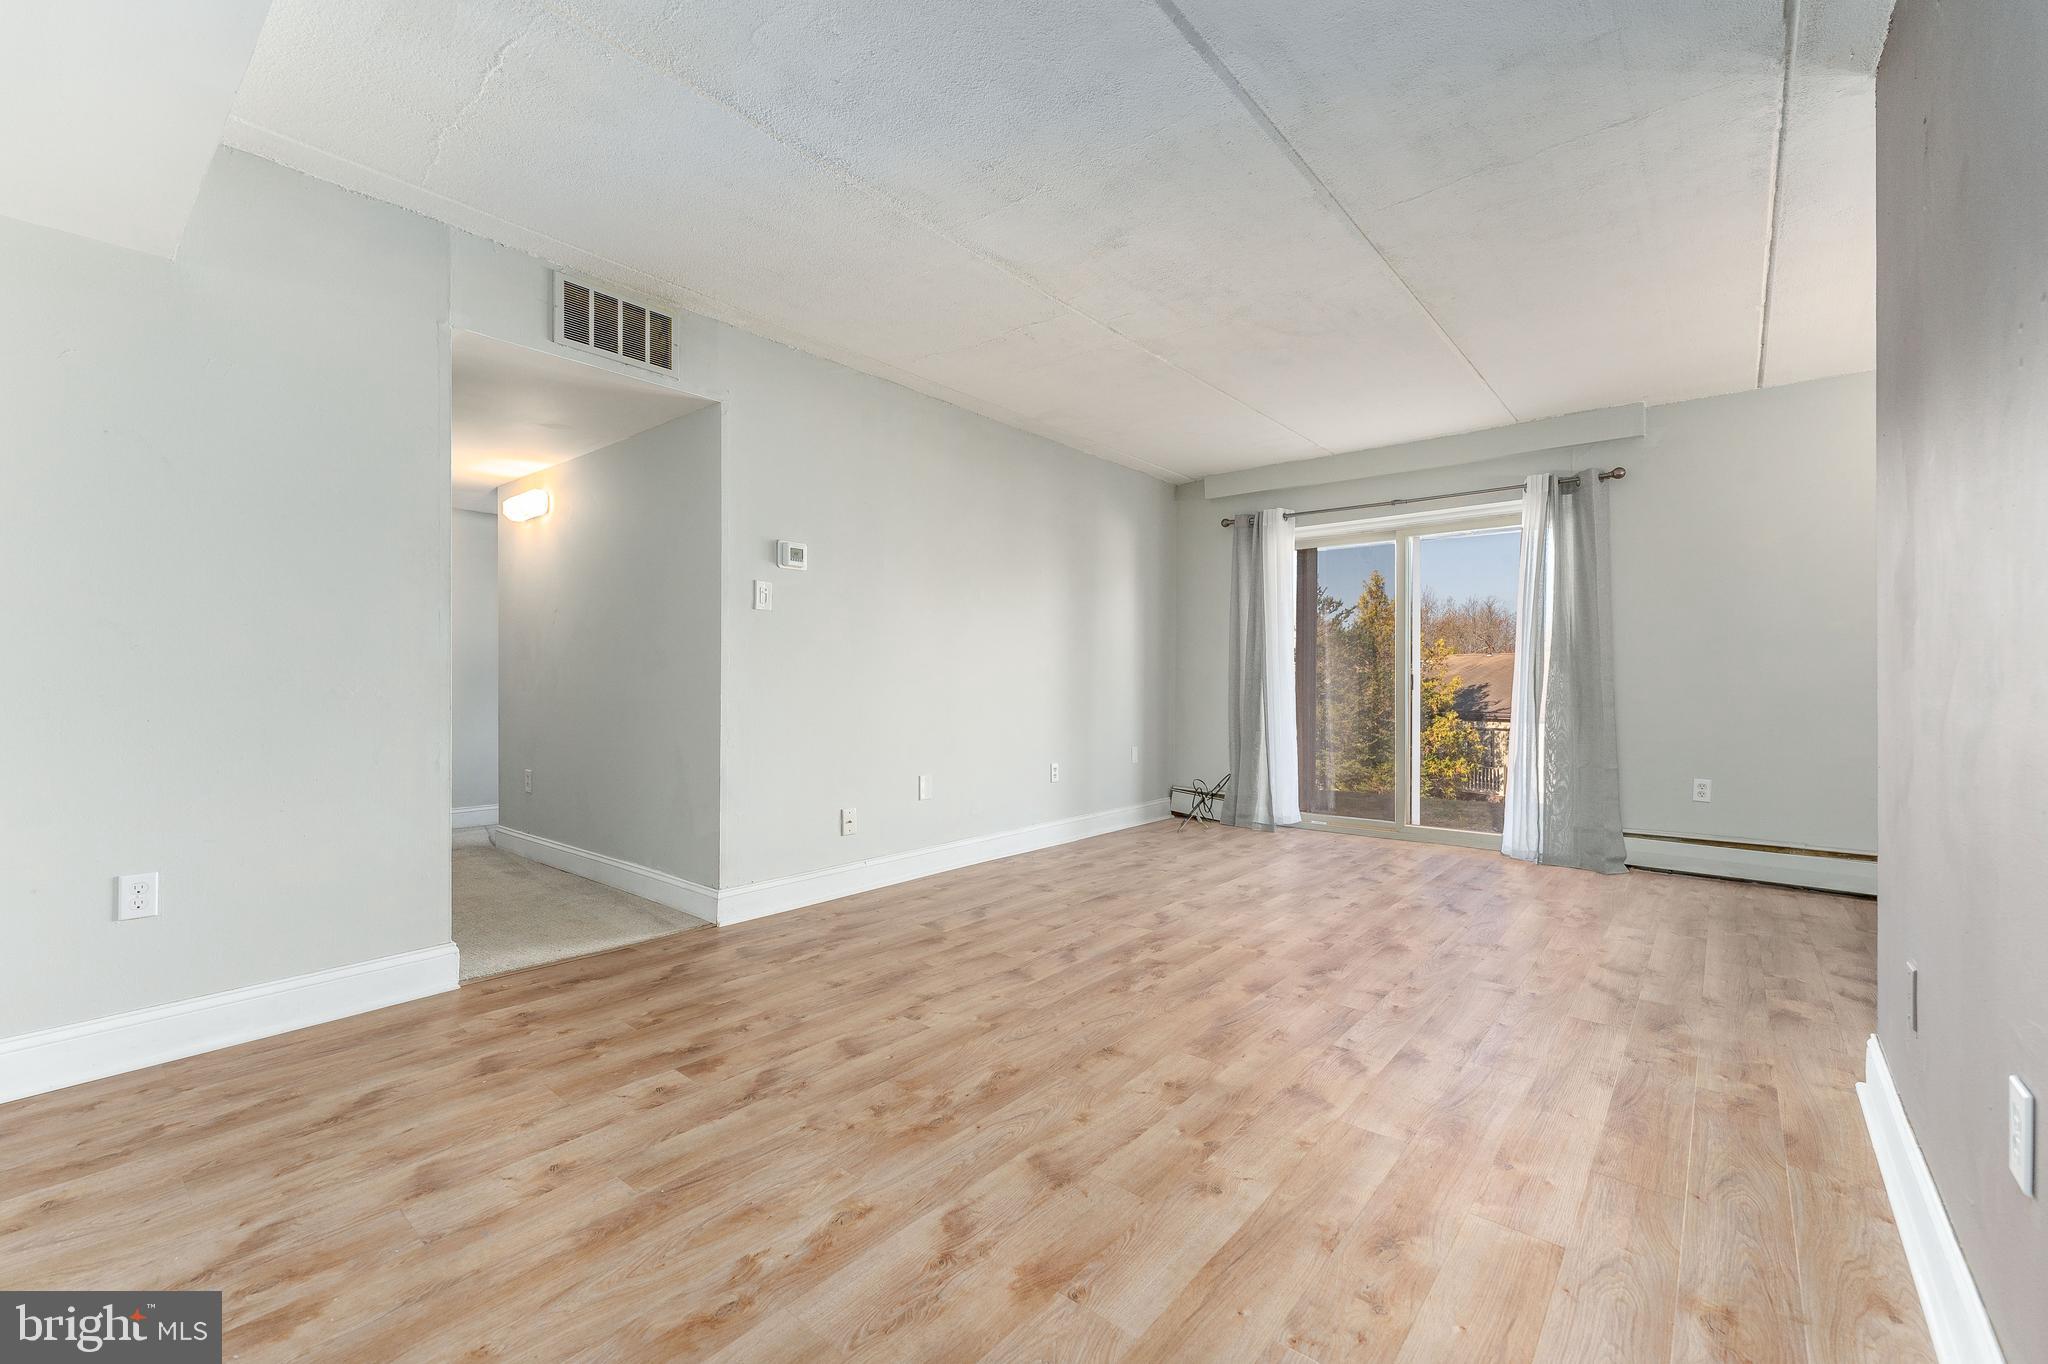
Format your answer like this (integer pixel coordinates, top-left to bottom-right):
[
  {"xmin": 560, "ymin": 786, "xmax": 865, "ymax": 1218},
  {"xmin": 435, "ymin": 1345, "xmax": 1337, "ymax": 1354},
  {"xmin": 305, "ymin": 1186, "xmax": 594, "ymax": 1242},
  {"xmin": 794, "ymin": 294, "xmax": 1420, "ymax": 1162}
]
[
  {"xmin": 1147, "ymin": 0, "xmax": 1517, "ymax": 425},
  {"xmin": 225, "ymin": 116, "xmax": 1197, "ymax": 483},
  {"xmin": 1757, "ymin": 0, "xmax": 1800, "ymax": 388},
  {"xmin": 541, "ymin": 0, "xmax": 1335, "ymax": 458}
]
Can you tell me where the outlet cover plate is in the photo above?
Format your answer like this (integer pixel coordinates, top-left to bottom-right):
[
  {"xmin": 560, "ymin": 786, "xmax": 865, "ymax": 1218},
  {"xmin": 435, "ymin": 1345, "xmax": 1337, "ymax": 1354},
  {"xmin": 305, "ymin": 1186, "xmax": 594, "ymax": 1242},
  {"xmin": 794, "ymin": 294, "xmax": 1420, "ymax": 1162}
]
[{"xmin": 116, "ymin": 872, "xmax": 159, "ymax": 921}]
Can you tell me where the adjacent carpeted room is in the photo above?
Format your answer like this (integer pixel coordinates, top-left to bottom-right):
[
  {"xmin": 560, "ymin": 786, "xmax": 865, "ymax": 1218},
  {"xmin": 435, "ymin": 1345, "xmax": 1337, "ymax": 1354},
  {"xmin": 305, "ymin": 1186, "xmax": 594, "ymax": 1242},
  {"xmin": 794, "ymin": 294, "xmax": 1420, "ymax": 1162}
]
[{"xmin": 451, "ymin": 844, "xmax": 702, "ymax": 982}]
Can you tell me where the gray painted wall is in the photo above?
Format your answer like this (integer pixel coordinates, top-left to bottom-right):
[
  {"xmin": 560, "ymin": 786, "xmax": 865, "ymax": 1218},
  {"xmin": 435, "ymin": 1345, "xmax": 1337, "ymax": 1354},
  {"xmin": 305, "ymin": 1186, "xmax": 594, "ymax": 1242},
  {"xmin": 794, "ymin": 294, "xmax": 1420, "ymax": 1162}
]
[
  {"xmin": 0, "ymin": 149, "xmax": 453, "ymax": 1037},
  {"xmin": 497, "ymin": 409, "xmax": 724, "ymax": 888},
  {"xmin": 451, "ymin": 232, "xmax": 1174, "ymax": 894},
  {"xmin": 1169, "ymin": 374, "xmax": 1878, "ymax": 867},
  {"xmin": 0, "ymin": 166, "xmax": 1169, "ymax": 1044},
  {"xmin": 452, "ymin": 509, "xmax": 499, "ymax": 812},
  {"xmin": 1877, "ymin": 0, "xmax": 2048, "ymax": 1354},
  {"xmin": 714, "ymin": 330, "xmax": 1175, "ymax": 889}
]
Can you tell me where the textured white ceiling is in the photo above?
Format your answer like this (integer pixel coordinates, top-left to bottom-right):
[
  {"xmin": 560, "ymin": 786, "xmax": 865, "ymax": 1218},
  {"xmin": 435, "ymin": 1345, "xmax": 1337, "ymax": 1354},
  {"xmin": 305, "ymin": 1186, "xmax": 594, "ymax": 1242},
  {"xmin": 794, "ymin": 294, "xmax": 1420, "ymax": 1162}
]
[
  {"xmin": 229, "ymin": 0, "xmax": 1890, "ymax": 482},
  {"xmin": 451, "ymin": 331, "xmax": 708, "ymax": 498}
]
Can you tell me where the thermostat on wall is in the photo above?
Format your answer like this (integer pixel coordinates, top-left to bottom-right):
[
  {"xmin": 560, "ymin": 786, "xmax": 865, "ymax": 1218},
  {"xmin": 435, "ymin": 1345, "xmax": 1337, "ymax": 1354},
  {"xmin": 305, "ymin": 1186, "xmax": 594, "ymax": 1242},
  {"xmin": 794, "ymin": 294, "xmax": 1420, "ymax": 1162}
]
[{"xmin": 777, "ymin": 540, "xmax": 808, "ymax": 570}]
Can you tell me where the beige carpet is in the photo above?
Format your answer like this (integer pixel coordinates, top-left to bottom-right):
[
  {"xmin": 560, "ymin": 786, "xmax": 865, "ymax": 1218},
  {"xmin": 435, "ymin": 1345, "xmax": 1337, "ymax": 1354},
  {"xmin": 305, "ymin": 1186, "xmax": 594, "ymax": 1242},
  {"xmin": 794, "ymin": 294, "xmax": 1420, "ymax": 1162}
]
[{"xmin": 452, "ymin": 844, "xmax": 705, "ymax": 982}]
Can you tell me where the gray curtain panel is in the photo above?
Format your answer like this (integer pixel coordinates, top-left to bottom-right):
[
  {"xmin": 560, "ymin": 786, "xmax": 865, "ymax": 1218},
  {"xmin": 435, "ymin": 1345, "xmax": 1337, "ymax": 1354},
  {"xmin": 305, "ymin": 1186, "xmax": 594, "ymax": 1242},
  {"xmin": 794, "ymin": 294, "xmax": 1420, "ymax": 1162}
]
[
  {"xmin": 1228, "ymin": 515, "xmax": 1274, "ymax": 828},
  {"xmin": 1501, "ymin": 469, "xmax": 1628, "ymax": 873}
]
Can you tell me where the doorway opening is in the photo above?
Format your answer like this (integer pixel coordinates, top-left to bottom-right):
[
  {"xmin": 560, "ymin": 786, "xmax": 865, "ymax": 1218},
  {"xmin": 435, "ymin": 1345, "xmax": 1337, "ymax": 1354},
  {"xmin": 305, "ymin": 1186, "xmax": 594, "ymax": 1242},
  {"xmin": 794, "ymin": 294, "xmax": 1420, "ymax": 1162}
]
[{"xmin": 449, "ymin": 330, "xmax": 715, "ymax": 981}]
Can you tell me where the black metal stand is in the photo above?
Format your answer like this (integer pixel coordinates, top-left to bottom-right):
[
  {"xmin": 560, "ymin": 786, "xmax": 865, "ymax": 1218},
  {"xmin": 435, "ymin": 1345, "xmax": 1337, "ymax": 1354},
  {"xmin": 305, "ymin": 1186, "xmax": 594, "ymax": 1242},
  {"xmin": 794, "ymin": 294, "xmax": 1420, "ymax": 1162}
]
[{"xmin": 1169, "ymin": 774, "xmax": 1231, "ymax": 829}]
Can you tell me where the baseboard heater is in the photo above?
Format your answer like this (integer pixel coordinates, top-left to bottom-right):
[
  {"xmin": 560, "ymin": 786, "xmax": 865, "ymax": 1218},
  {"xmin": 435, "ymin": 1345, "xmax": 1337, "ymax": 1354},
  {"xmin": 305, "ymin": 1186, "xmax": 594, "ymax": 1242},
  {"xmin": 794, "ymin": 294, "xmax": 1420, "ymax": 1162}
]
[{"xmin": 1623, "ymin": 831, "xmax": 1876, "ymax": 862}]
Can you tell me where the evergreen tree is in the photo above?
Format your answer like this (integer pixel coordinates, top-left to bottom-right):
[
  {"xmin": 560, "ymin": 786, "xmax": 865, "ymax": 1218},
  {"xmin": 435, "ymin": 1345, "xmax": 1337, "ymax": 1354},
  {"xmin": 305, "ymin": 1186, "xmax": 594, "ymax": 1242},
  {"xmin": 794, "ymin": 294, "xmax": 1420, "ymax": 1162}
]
[{"xmin": 1309, "ymin": 571, "xmax": 1498, "ymax": 804}]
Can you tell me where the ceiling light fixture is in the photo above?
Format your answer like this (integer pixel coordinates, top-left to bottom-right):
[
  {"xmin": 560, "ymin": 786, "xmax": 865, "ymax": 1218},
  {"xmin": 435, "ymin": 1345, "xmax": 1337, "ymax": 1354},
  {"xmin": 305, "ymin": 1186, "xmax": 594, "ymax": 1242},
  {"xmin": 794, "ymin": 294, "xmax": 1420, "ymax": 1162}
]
[{"xmin": 501, "ymin": 489, "xmax": 552, "ymax": 523}]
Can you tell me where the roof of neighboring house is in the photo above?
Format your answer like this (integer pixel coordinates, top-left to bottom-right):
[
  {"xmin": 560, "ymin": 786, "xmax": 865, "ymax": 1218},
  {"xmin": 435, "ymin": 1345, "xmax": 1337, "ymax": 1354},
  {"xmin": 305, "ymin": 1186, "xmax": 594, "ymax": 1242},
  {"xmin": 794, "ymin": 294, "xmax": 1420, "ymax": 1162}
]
[{"xmin": 1437, "ymin": 652, "xmax": 1514, "ymax": 721}]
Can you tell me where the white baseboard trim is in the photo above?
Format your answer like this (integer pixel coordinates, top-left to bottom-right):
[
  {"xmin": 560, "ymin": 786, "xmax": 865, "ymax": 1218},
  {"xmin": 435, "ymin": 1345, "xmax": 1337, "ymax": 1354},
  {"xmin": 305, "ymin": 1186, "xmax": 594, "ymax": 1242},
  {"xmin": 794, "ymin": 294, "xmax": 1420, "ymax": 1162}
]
[
  {"xmin": 491, "ymin": 800, "xmax": 1171, "ymax": 930},
  {"xmin": 1857, "ymin": 1035, "xmax": 2007, "ymax": 1364},
  {"xmin": 1623, "ymin": 835, "xmax": 1876, "ymax": 895},
  {"xmin": 713, "ymin": 798, "xmax": 1172, "ymax": 926},
  {"xmin": 0, "ymin": 943, "xmax": 460, "ymax": 1107},
  {"xmin": 488, "ymin": 826, "xmax": 719, "ymax": 924},
  {"xmin": 452, "ymin": 804, "xmax": 499, "ymax": 830}
]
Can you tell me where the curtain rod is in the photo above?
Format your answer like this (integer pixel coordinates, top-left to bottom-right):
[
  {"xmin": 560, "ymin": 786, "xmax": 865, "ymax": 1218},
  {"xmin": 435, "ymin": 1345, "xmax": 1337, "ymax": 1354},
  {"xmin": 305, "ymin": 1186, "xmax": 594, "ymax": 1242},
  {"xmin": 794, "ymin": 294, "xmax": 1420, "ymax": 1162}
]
[{"xmin": 1218, "ymin": 467, "xmax": 1626, "ymax": 528}]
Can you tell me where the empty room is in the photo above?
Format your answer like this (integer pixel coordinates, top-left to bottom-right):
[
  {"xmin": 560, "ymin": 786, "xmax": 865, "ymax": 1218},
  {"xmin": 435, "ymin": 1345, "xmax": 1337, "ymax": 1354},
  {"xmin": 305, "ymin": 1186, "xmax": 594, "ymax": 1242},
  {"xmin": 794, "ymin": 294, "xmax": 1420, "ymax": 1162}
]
[{"xmin": 1, "ymin": 0, "xmax": 2041, "ymax": 1360}]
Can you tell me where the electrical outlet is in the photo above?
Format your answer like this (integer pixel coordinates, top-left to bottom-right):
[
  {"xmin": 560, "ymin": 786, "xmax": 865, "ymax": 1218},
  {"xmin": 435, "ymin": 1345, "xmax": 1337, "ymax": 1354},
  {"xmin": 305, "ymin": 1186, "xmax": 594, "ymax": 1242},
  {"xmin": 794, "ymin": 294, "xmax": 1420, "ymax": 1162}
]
[
  {"xmin": 753, "ymin": 579, "xmax": 773, "ymax": 611},
  {"xmin": 115, "ymin": 872, "xmax": 158, "ymax": 921},
  {"xmin": 1050, "ymin": 762, "xmax": 1060, "ymax": 784},
  {"xmin": 1905, "ymin": 962, "xmax": 1919, "ymax": 1032},
  {"xmin": 918, "ymin": 774, "xmax": 932, "ymax": 801},
  {"xmin": 1691, "ymin": 777, "xmax": 1712, "ymax": 802},
  {"xmin": 523, "ymin": 769, "xmax": 533, "ymax": 794},
  {"xmin": 840, "ymin": 806, "xmax": 858, "ymax": 836},
  {"xmin": 2012, "ymin": 1076, "xmax": 2036, "ymax": 1197}
]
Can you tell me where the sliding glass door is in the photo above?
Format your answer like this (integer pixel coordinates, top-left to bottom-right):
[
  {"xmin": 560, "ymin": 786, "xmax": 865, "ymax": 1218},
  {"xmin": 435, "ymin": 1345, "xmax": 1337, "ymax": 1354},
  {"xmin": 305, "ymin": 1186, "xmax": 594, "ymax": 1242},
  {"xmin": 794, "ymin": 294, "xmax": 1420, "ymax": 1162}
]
[
  {"xmin": 1296, "ymin": 511, "xmax": 1522, "ymax": 846},
  {"xmin": 1409, "ymin": 525, "xmax": 1522, "ymax": 834},
  {"xmin": 1297, "ymin": 538, "xmax": 1400, "ymax": 822}
]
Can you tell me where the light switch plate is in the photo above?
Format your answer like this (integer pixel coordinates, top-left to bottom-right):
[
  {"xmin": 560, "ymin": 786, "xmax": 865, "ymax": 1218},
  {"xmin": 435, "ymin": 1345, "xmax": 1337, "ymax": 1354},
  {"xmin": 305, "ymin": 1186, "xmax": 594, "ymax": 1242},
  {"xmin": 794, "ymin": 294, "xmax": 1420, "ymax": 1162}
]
[
  {"xmin": 918, "ymin": 775, "xmax": 932, "ymax": 801},
  {"xmin": 753, "ymin": 580, "xmax": 773, "ymax": 611},
  {"xmin": 840, "ymin": 806, "xmax": 858, "ymax": 836}
]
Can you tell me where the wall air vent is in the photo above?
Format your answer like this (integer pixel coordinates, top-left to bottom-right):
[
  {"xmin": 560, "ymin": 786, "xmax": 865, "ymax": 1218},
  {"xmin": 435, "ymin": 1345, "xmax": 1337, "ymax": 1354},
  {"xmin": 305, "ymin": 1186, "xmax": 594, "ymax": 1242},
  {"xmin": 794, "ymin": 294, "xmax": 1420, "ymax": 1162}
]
[
  {"xmin": 553, "ymin": 272, "xmax": 675, "ymax": 374},
  {"xmin": 648, "ymin": 310, "xmax": 672, "ymax": 369},
  {"xmin": 562, "ymin": 280, "xmax": 591, "ymax": 345}
]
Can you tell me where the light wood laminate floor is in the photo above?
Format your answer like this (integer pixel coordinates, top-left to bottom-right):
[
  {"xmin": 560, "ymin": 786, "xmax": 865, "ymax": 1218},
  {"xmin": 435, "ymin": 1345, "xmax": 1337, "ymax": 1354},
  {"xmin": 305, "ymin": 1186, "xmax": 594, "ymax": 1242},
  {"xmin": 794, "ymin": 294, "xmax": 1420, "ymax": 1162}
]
[{"xmin": 0, "ymin": 823, "xmax": 1931, "ymax": 1362}]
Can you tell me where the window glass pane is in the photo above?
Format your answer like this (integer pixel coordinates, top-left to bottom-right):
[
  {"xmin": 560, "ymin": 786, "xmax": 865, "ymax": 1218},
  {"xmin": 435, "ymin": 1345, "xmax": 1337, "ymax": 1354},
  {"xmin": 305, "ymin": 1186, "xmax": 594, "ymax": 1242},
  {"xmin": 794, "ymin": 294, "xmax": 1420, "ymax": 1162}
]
[
  {"xmin": 1298, "ymin": 541, "xmax": 1398, "ymax": 821},
  {"xmin": 1413, "ymin": 527, "xmax": 1521, "ymax": 833}
]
